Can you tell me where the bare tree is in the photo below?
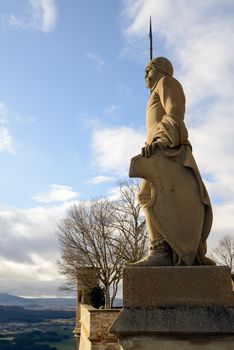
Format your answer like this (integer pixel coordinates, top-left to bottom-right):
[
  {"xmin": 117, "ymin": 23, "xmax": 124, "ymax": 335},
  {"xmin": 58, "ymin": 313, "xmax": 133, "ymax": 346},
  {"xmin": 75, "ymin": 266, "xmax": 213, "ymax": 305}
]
[
  {"xmin": 110, "ymin": 180, "xmax": 147, "ymax": 263},
  {"xmin": 211, "ymin": 234, "xmax": 234, "ymax": 271},
  {"xmin": 57, "ymin": 181, "xmax": 148, "ymax": 308},
  {"xmin": 57, "ymin": 198, "xmax": 124, "ymax": 308}
]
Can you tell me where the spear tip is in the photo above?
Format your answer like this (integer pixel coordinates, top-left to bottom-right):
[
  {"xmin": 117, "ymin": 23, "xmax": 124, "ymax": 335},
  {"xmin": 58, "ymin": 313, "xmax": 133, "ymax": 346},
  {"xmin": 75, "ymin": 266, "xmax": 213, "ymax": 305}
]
[{"xmin": 149, "ymin": 16, "xmax": 153, "ymax": 60}]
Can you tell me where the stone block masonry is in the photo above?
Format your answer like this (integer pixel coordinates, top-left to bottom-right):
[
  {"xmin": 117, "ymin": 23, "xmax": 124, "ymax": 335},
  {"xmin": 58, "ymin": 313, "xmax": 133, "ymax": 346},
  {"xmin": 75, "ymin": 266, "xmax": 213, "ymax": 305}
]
[
  {"xmin": 79, "ymin": 304, "xmax": 120, "ymax": 350},
  {"xmin": 110, "ymin": 266, "xmax": 234, "ymax": 350}
]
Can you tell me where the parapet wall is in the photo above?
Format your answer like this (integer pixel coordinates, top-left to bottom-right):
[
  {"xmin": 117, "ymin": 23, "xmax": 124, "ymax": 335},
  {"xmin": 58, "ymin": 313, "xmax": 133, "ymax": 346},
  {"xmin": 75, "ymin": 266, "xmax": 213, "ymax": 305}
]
[{"xmin": 79, "ymin": 304, "xmax": 120, "ymax": 350}]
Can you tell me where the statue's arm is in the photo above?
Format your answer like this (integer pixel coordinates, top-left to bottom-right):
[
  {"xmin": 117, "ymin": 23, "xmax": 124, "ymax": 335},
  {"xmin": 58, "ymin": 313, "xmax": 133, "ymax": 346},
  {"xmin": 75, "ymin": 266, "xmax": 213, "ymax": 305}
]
[
  {"xmin": 157, "ymin": 75, "xmax": 185, "ymax": 122},
  {"xmin": 154, "ymin": 76, "xmax": 188, "ymax": 148}
]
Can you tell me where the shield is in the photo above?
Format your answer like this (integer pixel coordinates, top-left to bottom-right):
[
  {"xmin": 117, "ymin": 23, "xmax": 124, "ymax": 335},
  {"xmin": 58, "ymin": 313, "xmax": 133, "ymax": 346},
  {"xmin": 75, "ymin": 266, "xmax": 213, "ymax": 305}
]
[{"xmin": 129, "ymin": 148, "xmax": 212, "ymax": 265}]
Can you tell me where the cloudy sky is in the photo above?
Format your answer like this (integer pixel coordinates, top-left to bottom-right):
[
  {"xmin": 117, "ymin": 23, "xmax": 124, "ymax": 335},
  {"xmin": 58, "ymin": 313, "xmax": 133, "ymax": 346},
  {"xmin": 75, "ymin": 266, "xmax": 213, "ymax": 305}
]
[{"xmin": 0, "ymin": 0, "xmax": 233, "ymax": 297}]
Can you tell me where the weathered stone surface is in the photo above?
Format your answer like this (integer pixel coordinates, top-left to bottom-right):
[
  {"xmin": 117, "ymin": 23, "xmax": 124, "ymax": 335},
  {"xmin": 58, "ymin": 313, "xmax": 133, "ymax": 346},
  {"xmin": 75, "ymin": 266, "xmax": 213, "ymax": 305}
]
[
  {"xmin": 123, "ymin": 266, "xmax": 234, "ymax": 307},
  {"xmin": 74, "ymin": 267, "xmax": 100, "ymax": 349},
  {"xmin": 110, "ymin": 307, "xmax": 234, "ymax": 335},
  {"xmin": 79, "ymin": 304, "xmax": 120, "ymax": 350},
  {"xmin": 109, "ymin": 266, "xmax": 234, "ymax": 348},
  {"xmin": 118, "ymin": 335, "xmax": 234, "ymax": 350}
]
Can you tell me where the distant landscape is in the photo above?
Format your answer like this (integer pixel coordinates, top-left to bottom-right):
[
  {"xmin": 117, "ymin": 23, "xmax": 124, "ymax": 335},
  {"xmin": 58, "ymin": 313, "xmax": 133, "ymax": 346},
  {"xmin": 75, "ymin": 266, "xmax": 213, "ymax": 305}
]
[
  {"xmin": 0, "ymin": 293, "xmax": 122, "ymax": 350},
  {"xmin": 0, "ymin": 294, "xmax": 76, "ymax": 350}
]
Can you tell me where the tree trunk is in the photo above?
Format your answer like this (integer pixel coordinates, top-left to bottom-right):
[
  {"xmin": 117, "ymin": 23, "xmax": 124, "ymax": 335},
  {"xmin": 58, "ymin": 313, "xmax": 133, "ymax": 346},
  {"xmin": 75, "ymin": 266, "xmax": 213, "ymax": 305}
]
[{"xmin": 104, "ymin": 285, "xmax": 111, "ymax": 309}]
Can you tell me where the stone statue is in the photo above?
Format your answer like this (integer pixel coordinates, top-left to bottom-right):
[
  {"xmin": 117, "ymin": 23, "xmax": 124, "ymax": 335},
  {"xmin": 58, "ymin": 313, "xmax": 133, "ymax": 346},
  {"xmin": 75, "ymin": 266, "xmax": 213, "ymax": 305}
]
[{"xmin": 129, "ymin": 57, "xmax": 214, "ymax": 267}]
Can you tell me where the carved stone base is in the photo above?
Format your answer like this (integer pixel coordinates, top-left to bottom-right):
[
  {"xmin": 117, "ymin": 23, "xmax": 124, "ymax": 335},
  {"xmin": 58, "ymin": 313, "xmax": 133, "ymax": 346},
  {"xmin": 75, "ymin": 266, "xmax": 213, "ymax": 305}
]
[
  {"xmin": 123, "ymin": 266, "xmax": 234, "ymax": 307},
  {"xmin": 118, "ymin": 335, "xmax": 234, "ymax": 350},
  {"xmin": 110, "ymin": 266, "xmax": 234, "ymax": 350}
]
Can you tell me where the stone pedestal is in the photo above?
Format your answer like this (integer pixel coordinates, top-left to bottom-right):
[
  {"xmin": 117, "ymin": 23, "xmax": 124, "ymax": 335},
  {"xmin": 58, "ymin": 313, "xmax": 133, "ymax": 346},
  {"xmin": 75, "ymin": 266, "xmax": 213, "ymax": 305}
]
[{"xmin": 110, "ymin": 266, "xmax": 234, "ymax": 350}]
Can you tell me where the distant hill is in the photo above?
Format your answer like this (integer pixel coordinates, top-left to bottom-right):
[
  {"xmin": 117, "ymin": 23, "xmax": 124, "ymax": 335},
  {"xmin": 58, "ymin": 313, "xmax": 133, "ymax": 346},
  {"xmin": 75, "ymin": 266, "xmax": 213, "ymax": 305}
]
[
  {"xmin": 0, "ymin": 293, "xmax": 76, "ymax": 310},
  {"xmin": 113, "ymin": 298, "xmax": 123, "ymax": 307},
  {"xmin": 0, "ymin": 293, "xmax": 123, "ymax": 310},
  {"xmin": 0, "ymin": 293, "xmax": 26, "ymax": 303},
  {"xmin": 0, "ymin": 305, "xmax": 75, "ymax": 323}
]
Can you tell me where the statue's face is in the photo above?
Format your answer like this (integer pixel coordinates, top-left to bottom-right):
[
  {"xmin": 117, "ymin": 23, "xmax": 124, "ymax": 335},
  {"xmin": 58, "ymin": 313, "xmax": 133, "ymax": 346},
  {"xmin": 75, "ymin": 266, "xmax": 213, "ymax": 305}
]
[{"xmin": 145, "ymin": 63, "xmax": 158, "ymax": 89}]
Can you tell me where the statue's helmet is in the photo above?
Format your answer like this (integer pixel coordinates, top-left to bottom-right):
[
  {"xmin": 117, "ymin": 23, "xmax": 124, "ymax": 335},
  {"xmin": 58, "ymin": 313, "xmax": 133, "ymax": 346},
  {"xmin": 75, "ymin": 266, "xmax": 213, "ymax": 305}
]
[{"xmin": 150, "ymin": 57, "xmax": 174, "ymax": 76}]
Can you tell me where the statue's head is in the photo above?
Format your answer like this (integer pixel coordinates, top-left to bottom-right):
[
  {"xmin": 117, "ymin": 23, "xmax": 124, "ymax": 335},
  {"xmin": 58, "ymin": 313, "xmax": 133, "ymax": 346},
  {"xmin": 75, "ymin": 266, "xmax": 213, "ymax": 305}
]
[{"xmin": 145, "ymin": 57, "xmax": 173, "ymax": 90}]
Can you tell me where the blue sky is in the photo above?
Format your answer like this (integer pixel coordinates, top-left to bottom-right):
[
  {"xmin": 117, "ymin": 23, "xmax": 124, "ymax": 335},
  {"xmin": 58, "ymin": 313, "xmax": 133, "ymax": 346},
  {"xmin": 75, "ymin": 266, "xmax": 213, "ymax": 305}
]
[{"xmin": 0, "ymin": 0, "xmax": 234, "ymax": 297}]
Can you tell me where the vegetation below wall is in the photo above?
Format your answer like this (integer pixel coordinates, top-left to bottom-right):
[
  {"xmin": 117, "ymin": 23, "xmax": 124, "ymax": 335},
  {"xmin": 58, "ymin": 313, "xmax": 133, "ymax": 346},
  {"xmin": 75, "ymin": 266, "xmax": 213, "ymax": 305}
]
[
  {"xmin": 0, "ymin": 329, "xmax": 74, "ymax": 350},
  {"xmin": 0, "ymin": 305, "xmax": 76, "ymax": 350}
]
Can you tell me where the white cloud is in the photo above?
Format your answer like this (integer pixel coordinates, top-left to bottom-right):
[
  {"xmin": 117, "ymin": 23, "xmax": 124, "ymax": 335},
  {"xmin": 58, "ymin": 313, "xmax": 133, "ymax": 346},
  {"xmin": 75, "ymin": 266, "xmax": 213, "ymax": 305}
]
[
  {"xmin": 87, "ymin": 53, "xmax": 104, "ymax": 70},
  {"xmin": 0, "ymin": 102, "xmax": 8, "ymax": 124},
  {"xmin": 91, "ymin": 126, "xmax": 145, "ymax": 176},
  {"xmin": 208, "ymin": 202, "xmax": 234, "ymax": 251},
  {"xmin": 0, "ymin": 102, "xmax": 16, "ymax": 154},
  {"xmin": 0, "ymin": 127, "xmax": 15, "ymax": 154},
  {"xmin": 87, "ymin": 175, "xmax": 114, "ymax": 185},
  {"xmin": 30, "ymin": 0, "xmax": 57, "ymax": 32},
  {"xmin": 189, "ymin": 105, "xmax": 234, "ymax": 203},
  {"xmin": 107, "ymin": 186, "xmax": 122, "ymax": 201},
  {"xmin": 0, "ymin": 201, "xmax": 75, "ymax": 296},
  {"xmin": 0, "ymin": 257, "xmax": 65, "ymax": 297},
  {"xmin": 104, "ymin": 104, "xmax": 118, "ymax": 114},
  {"xmin": 33, "ymin": 184, "xmax": 79, "ymax": 203},
  {"xmin": 4, "ymin": 0, "xmax": 57, "ymax": 32}
]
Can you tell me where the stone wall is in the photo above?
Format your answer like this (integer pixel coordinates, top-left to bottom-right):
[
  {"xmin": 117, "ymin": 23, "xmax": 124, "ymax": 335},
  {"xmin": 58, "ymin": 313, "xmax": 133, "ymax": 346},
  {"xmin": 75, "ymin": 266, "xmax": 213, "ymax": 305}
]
[{"xmin": 79, "ymin": 304, "xmax": 120, "ymax": 350}]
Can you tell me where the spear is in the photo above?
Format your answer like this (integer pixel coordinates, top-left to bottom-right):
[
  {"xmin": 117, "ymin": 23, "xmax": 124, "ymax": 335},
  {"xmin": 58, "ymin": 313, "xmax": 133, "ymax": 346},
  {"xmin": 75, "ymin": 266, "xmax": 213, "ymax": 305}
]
[{"xmin": 149, "ymin": 16, "xmax": 153, "ymax": 60}]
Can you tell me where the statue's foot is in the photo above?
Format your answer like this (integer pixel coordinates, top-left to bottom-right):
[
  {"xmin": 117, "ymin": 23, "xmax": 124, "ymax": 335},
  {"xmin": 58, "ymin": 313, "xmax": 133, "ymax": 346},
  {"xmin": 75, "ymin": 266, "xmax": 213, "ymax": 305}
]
[
  {"xmin": 126, "ymin": 241, "xmax": 173, "ymax": 267},
  {"xmin": 126, "ymin": 252, "xmax": 172, "ymax": 267}
]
